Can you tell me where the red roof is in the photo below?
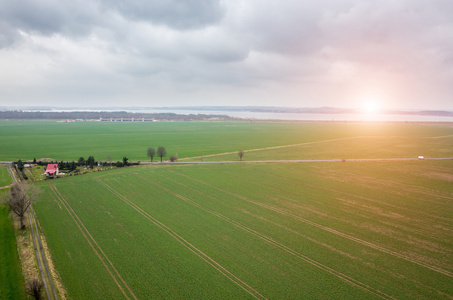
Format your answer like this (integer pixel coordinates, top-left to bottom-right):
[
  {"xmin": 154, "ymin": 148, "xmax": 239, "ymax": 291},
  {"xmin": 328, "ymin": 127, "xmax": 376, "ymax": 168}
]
[{"xmin": 45, "ymin": 164, "xmax": 59, "ymax": 174}]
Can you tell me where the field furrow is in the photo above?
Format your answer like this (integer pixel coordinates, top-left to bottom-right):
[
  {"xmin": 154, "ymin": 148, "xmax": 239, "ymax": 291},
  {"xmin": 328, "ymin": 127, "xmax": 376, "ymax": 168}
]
[
  {"xmin": 138, "ymin": 173, "xmax": 395, "ymax": 299},
  {"xmin": 49, "ymin": 185, "xmax": 137, "ymax": 300},
  {"xmin": 32, "ymin": 155, "xmax": 453, "ymax": 299},
  {"xmin": 96, "ymin": 179, "xmax": 267, "ymax": 300},
  {"xmin": 168, "ymin": 168, "xmax": 453, "ymax": 278}
]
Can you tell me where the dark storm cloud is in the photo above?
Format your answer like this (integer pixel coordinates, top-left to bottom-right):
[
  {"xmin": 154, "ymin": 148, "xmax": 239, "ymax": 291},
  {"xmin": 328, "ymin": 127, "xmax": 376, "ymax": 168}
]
[
  {"xmin": 0, "ymin": 0, "xmax": 225, "ymax": 48},
  {"xmin": 0, "ymin": 1, "xmax": 99, "ymax": 46}
]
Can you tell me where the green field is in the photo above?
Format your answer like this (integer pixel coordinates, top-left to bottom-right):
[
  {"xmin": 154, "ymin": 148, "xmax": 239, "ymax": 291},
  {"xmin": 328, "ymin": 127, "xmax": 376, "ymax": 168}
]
[
  {"xmin": 2, "ymin": 121, "xmax": 451, "ymax": 299},
  {"xmin": 33, "ymin": 161, "xmax": 453, "ymax": 299},
  {"xmin": 0, "ymin": 204, "xmax": 26, "ymax": 300},
  {"xmin": 186, "ymin": 134, "xmax": 453, "ymax": 161},
  {"xmin": 0, "ymin": 164, "xmax": 12, "ymax": 187},
  {"xmin": 1, "ymin": 120, "xmax": 453, "ymax": 162}
]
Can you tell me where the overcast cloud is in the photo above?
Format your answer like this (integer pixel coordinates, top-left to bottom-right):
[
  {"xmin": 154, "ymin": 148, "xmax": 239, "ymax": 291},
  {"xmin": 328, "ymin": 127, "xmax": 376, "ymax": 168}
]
[{"xmin": 0, "ymin": 0, "xmax": 452, "ymax": 110}]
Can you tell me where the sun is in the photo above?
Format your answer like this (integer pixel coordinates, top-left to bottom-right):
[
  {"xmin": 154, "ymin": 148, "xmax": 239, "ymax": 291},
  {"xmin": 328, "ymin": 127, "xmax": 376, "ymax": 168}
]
[{"xmin": 360, "ymin": 95, "xmax": 381, "ymax": 114}]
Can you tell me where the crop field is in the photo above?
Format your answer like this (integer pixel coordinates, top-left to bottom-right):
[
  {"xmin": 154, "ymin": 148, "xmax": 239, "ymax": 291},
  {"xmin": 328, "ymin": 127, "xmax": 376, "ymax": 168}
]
[
  {"xmin": 33, "ymin": 160, "xmax": 453, "ymax": 299},
  {"xmin": 0, "ymin": 164, "xmax": 12, "ymax": 187},
  {"xmin": 1, "ymin": 120, "xmax": 453, "ymax": 162},
  {"xmin": 0, "ymin": 203, "xmax": 26, "ymax": 300},
  {"xmin": 185, "ymin": 134, "xmax": 453, "ymax": 162}
]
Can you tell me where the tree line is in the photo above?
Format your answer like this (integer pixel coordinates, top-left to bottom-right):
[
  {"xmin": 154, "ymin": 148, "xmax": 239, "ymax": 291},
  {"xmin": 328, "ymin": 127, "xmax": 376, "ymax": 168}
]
[
  {"xmin": 20, "ymin": 155, "xmax": 132, "ymax": 171},
  {"xmin": 0, "ymin": 110, "xmax": 233, "ymax": 121}
]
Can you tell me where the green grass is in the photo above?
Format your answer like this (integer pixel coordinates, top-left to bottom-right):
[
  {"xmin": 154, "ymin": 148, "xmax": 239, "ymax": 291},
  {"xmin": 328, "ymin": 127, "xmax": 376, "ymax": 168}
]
[
  {"xmin": 1, "ymin": 120, "xmax": 453, "ymax": 162},
  {"xmin": 33, "ymin": 161, "xmax": 453, "ymax": 299},
  {"xmin": 186, "ymin": 135, "xmax": 453, "ymax": 161},
  {"xmin": 0, "ymin": 164, "xmax": 12, "ymax": 187},
  {"xmin": 27, "ymin": 165, "xmax": 46, "ymax": 182},
  {"xmin": 0, "ymin": 203, "xmax": 26, "ymax": 300}
]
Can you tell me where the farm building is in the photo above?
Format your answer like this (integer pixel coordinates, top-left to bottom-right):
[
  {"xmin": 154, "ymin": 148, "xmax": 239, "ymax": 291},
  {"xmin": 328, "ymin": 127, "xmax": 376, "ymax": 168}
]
[{"xmin": 45, "ymin": 164, "xmax": 59, "ymax": 178}]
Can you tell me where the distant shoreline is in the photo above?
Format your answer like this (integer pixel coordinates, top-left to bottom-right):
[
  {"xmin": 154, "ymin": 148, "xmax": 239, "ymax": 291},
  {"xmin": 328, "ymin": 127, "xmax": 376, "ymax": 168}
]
[
  {"xmin": 2, "ymin": 106, "xmax": 453, "ymax": 117},
  {"xmin": 1, "ymin": 107, "xmax": 453, "ymax": 122}
]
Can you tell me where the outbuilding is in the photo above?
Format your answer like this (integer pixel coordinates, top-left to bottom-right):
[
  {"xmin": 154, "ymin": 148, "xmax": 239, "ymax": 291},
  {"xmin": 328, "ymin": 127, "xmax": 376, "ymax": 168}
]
[{"xmin": 45, "ymin": 164, "xmax": 59, "ymax": 178}]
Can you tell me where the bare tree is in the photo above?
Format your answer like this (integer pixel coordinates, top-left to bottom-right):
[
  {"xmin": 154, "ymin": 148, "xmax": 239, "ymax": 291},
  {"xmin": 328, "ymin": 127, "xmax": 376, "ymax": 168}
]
[
  {"xmin": 238, "ymin": 150, "xmax": 244, "ymax": 161},
  {"xmin": 26, "ymin": 278, "xmax": 44, "ymax": 300},
  {"xmin": 107, "ymin": 155, "xmax": 112, "ymax": 166},
  {"xmin": 169, "ymin": 155, "xmax": 178, "ymax": 162},
  {"xmin": 157, "ymin": 146, "xmax": 167, "ymax": 162},
  {"xmin": 147, "ymin": 147, "xmax": 156, "ymax": 162},
  {"xmin": 2, "ymin": 182, "xmax": 40, "ymax": 230}
]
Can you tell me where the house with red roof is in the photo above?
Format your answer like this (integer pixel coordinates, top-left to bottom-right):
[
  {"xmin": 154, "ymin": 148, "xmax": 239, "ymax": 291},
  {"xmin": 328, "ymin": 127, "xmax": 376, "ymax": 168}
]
[{"xmin": 45, "ymin": 164, "xmax": 59, "ymax": 178}]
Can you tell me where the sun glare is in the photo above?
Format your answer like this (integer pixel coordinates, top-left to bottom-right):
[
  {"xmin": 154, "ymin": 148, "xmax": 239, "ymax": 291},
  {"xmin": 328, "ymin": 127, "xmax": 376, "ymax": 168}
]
[{"xmin": 360, "ymin": 95, "xmax": 381, "ymax": 114}]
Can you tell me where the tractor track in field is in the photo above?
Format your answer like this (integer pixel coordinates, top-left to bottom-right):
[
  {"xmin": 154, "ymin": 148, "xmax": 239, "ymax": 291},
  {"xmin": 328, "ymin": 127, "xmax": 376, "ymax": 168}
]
[
  {"xmin": 169, "ymin": 170, "xmax": 453, "ymax": 278},
  {"xmin": 176, "ymin": 134, "xmax": 453, "ymax": 162},
  {"xmin": 209, "ymin": 167, "xmax": 452, "ymax": 243},
  {"xmin": 96, "ymin": 179, "xmax": 268, "ymax": 300},
  {"xmin": 178, "ymin": 136, "xmax": 365, "ymax": 161},
  {"xmin": 266, "ymin": 165, "xmax": 453, "ymax": 224},
  {"xmin": 7, "ymin": 163, "xmax": 59, "ymax": 300},
  {"xmin": 138, "ymin": 173, "xmax": 395, "ymax": 299},
  {"xmin": 49, "ymin": 185, "xmax": 137, "ymax": 300}
]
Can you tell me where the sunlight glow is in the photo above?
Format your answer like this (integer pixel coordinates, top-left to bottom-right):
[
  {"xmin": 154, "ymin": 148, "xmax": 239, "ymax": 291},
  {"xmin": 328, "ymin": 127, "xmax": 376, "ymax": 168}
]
[{"xmin": 360, "ymin": 95, "xmax": 381, "ymax": 114}]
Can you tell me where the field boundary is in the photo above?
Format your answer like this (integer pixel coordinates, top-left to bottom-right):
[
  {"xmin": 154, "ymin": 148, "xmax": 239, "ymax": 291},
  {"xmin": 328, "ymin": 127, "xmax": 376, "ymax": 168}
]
[
  {"xmin": 177, "ymin": 133, "xmax": 453, "ymax": 161},
  {"xmin": 7, "ymin": 163, "xmax": 59, "ymax": 299},
  {"xmin": 142, "ymin": 157, "xmax": 453, "ymax": 165},
  {"xmin": 178, "ymin": 136, "xmax": 364, "ymax": 161}
]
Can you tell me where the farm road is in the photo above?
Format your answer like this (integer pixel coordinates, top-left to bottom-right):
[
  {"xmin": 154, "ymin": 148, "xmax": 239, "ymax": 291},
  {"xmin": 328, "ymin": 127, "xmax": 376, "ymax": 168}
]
[
  {"xmin": 178, "ymin": 136, "xmax": 363, "ymax": 161},
  {"xmin": 141, "ymin": 157, "xmax": 453, "ymax": 165},
  {"xmin": 7, "ymin": 163, "xmax": 59, "ymax": 300},
  {"xmin": 177, "ymin": 134, "xmax": 453, "ymax": 162}
]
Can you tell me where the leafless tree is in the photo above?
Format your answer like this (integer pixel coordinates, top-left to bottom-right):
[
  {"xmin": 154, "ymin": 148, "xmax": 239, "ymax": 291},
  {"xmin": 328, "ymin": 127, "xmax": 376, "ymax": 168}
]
[
  {"xmin": 2, "ymin": 182, "xmax": 40, "ymax": 230},
  {"xmin": 26, "ymin": 278, "xmax": 44, "ymax": 300},
  {"xmin": 157, "ymin": 146, "xmax": 167, "ymax": 162},
  {"xmin": 170, "ymin": 155, "xmax": 177, "ymax": 162},
  {"xmin": 238, "ymin": 150, "xmax": 244, "ymax": 161},
  {"xmin": 147, "ymin": 147, "xmax": 156, "ymax": 162},
  {"xmin": 107, "ymin": 155, "xmax": 112, "ymax": 166}
]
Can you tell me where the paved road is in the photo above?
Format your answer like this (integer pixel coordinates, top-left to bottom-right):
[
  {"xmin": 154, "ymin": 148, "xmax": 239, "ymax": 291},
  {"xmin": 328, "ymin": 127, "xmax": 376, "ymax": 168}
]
[
  {"xmin": 3, "ymin": 157, "xmax": 452, "ymax": 167},
  {"xmin": 140, "ymin": 157, "xmax": 453, "ymax": 165}
]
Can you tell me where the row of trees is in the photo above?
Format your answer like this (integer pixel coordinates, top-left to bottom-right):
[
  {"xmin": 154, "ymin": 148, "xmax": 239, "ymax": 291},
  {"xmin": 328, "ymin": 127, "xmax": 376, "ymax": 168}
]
[
  {"xmin": 29, "ymin": 156, "xmax": 130, "ymax": 170},
  {"xmin": 2, "ymin": 182, "xmax": 39, "ymax": 230},
  {"xmin": 1, "ymin": 182, "xmax": 46, "ymax": 299},
  {"xmin": 75, "ymin": 156, "xmax": 129, "ymax": 168},
  {"xmin": 147, "ymin": 146, "xmax": 167, "ymax": 162}
]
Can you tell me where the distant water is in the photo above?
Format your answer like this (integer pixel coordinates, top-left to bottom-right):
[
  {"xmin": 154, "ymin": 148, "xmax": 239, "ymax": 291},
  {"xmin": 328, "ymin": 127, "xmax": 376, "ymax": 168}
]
[{"xmin": 48, "ymin": 109, "xmax": 453, "ymax": 122}]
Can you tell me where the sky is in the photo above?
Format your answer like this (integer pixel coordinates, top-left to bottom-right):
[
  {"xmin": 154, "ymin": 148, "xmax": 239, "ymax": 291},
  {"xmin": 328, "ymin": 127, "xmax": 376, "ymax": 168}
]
[{"xmin": 0, "ymin": 0, "xmax": 452, "ymax": 110}]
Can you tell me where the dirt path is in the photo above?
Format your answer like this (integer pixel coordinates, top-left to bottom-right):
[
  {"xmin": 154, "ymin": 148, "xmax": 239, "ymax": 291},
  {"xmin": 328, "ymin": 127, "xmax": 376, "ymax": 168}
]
[
  {"xmin": 0, "ymin": 183, "xmax": 12, "ymax": 189},
  {"xmin": 178, "ymin": 136, "xmax": 363, "ymax": 161},
  {"xmin": 7, "ymin": 163, "xmax": 60, "ymax": 299},
  {"xmin": 431, "ymin": 134, "xmax": 453, "ymax": 139},
  {"xmin": 178, "ymin": 133, "xmax": 453, "ymax": 161}
]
